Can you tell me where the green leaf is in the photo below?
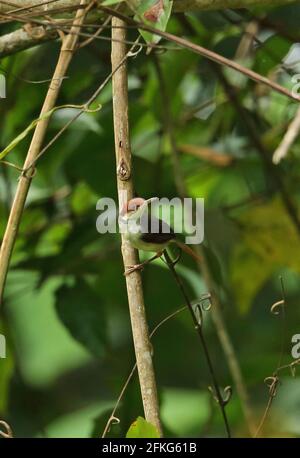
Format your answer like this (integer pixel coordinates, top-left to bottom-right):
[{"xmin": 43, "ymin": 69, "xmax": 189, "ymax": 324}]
[
  {"xmin": 102, "ymin": 0, "xmax": 122, "ymax": 5},
  {"xmin": 135, "ymin": 0, "xmax": 173, "ymax": 45},
  {"xmin": 55, "ymin": 279, "xmax": 107, "ymax": 357},
  {"xmin": 254, "ymin": 35, "xmax": 291, "ymax": 76},
  {"xmin": 230, "ymin": 198, "xmax": 300, "ymax": 313},
  {"xmin": 230, "ymin": 243, "xmax": 273, "ymax": 314},
  {"xmin": 126, "ymin": 417, "xmax": 160, "ymax": 438},
  {"xmin": 5, "ymin": 275, "xmax": 91, "ymax": 387}
]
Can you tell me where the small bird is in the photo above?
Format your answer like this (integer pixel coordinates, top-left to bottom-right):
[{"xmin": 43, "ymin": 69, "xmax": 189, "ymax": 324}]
[{"xmin": 120, "ymin": 197, "xmax": 202, "ymax": 275}]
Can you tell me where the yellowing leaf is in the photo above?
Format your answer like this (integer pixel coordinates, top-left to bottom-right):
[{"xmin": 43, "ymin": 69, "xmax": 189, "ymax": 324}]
[
  {"xmin": 230, "ymin": 198, "xmax": 300, "ymax": 313},
  {"xmin": 231, "ymin": 243, "xmax": 274, "ymax": 314}
]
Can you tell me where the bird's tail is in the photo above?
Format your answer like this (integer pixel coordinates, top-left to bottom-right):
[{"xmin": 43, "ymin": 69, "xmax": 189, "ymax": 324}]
[{"xmin": 174, "ymin": 240, "xmax": 203, "ymax": 264}]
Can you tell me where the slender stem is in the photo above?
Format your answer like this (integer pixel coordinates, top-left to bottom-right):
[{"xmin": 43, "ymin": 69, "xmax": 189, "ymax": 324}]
[
  {"xmin": 102, "ymin": 306, "xmax": 187, "ymax": 438},
  {"xmin": 211, "ymin": 63, "xmax": 300, "ymax": 238},
  {"xmin": 0, "ymin": 420, "xmax": 13, "ymax": 438},
  {"xmin": 197, "ymin": 248, "xmax": 256, "ymax": 436},
  {"xmin": 164, "ymin": 251, "xmax": 231, "ymax": 438},
  {"xmin": 272, "ymin": 106, "xmax": 300, "ymax": 164},
  {"xmin": 111, "ymin": 16, "xmax": 162, "ymax": 436},
  {"xmin": 254, "ymin": 280, "xmax": 288, "ymax": 438},
  {"xmin": 2, "ymin": 10, "xmax": 300, "ymax": 105},
  {"xmin": 154, "ymin": 53, "xmax": 255, "ymax": 436},
  {"xmin": 0, "ymin": 0, "xmax": 297, "ymax": 15},
  {"xmin": 0, "ymin": 0, "xmax": 89, "ymax": 306},
  {"xmin": 100, "ymin": 5, "xmax": 300, "ymax": 103}
]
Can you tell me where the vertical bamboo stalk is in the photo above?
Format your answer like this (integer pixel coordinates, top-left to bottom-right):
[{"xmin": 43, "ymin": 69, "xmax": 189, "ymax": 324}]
[
  {"xmin": 111, "ymin": 17, "xmax": 162, "ymax": 435},
  {"xmin": 0, "ymin": 0, "xmax": 89, "ymax": 306}
]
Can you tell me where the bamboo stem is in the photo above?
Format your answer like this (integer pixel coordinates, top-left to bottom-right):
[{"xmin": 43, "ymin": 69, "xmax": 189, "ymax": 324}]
[
  {"xmin": 0, "ymin": 0, "xmax": 89, "ymax": 306},
  {"xmin": 111, "ymin": 16, "xmax": 162, "ymax": 435}
]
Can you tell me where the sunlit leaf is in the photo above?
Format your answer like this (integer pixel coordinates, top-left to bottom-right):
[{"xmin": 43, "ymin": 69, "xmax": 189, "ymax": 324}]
[{"xmin": 126, "ymin": 417, "xmax": 160, "ymax": 438}]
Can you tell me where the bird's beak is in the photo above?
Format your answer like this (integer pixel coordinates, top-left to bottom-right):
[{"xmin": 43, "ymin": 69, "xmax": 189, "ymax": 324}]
[
  {"xmin": 145, "ymin": 197, "xmax": 159, "ymax": 206},
  {"xmin": 136, "ymin": 197, "xmax": 158, "ymax": 215},
  {"xmin": 140, "ymin": 197, "xmax": 158, "ymax": 212}
]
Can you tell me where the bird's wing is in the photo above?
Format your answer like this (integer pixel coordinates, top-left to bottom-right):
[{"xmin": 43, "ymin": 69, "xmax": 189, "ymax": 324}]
[{"xmin": 140, "ymin": 215, "xmax": 175, "ymax": 245}]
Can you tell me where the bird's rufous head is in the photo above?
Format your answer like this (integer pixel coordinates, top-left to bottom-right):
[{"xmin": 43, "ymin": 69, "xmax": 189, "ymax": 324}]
[
  {"xmin": 120, "ymin": 197, "xmax": 158, "ymax": 216},
  {"xmin": 120, "ymin": 197, "xmax": 146, "ymax": 216}
]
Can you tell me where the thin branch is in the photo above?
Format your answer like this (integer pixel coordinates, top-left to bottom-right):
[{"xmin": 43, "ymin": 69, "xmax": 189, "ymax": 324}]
[
  {"xmin": 2, "ymin": 38, "xmax": 141, "ymax": 176},
  {"xmin": 0, "ymin": 19, "xmax": 177, "ymax": 58},
  {"xmin": 0, "ymin": 0, "xmax": 90, "ymax": 306},
  {"xmin": 21, "ymin": 44, "xmax": 139, "ymax": 172},
  {"xmin": 0, "ymin": 0, "xmax": 84, "ymax": 15},
  {"xmin": 164, "ymin": 251, "xmax": 232, "ymax": 438},
  {"xmin": 2, "ymin": 6, "xmax": 300, "ymax": 105},
  {"xmin": 211, "ymin": 62, "xmax": 300, "ymax": 237},
  {"xmin": 232, "ymin": 9, "xmax": 300, "ymax": 44},
  {"xmin": 100, "ymin": 5, "xmax": 300, "ymax": 103},
  {"xmin": 0, "ymin": 0, "xmax": 298, "ymax": 15},
  {"xmin": 272, "ymin": 106, "xmax": 300, "ymax": 164},
  {"xmin": 153, "ymin": 53, "xmax": 256, "ymax": 437},
  {"xmin": 77, "ymin": 11, "xmax": 111, "ymax": 48},
  {"xmin": 220, "ymin": 10, "xmax": 296, "ymax": 78},
  {"xmin": 102, "ymin": 306, "xmax": 187, "ymax": 438},
  {"xmin": 0, "ymin": 4, "xmax": 85, "ymax": 24},
  {"xmin": 0, "ymin": 420, "xmax": 13, "ymax": 438},
  {"xmin": 5, "ymin": 0, "xmax": 61, "ymax": 13},
  {"xmin": 172, "ymin": 0, "xmax": 299, "ymax": 10},
  {"xmin": 0, "ymin": 160, "xmax": 23, "ymax": 171},
  {"xmin": 0, "ymin": 25, "xmax": 58, "ymax": 57},
  {"xmin": 254, "ymin": 278, "xmax": 288, "ymax": 438},
  {"xmin": 111, "ymin": 16, "xmax": 162, "ymax": 436},
  {"xmin": 178, "ymin": 143, "xmax": 235, "ymax": 167},
  {"xmin": 5, "ymin": 0, "xmax": 79, "ymax": 15}
]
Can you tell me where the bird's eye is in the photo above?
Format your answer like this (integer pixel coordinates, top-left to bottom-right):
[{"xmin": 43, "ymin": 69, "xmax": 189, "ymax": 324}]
[{"xmin": 128, "ymin": 203, "xmax": 140, "ymax": 212}]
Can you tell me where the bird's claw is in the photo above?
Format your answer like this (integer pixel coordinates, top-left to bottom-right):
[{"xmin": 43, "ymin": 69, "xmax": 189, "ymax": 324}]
[
  {"xmin": 124, "ymin": 264, "xmax": 144, "ymax": 276},
  {"xmin": 163, "ymin": 247, "xmax": 182, "ymax": 267}
]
